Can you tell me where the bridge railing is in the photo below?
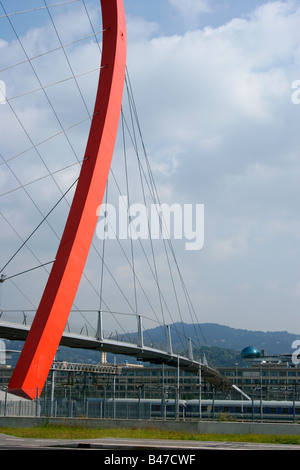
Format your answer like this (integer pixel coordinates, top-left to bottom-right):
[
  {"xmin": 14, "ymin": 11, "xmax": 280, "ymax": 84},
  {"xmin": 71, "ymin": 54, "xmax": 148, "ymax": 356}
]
[
  {"xmin": 0, "ymin": 309, "xmax": 234, "ymax": 393},
  {"xmin": 0, "ymin": 309, "xmax": 183, "ymax": 354},
  {"xmin": 0, "ymin": 309, "xmax": 36, "ymax": 327}
]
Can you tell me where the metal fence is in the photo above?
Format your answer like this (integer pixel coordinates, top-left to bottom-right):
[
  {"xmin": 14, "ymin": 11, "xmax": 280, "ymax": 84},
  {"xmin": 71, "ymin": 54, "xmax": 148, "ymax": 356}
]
[
  {"xmin": 0, "ymin": 398, "xmax": 152, "ymax": 420},
  {"xmin": 41, "ymin": 398, "xmax": 152, "ymax": 419},
  {"xmin": 0, "ymin": 399, "xmax": 40, "ymax": 417},
  {"xmin": 1, "ymin": 394, "xmax": 299, "ymax": 422}
]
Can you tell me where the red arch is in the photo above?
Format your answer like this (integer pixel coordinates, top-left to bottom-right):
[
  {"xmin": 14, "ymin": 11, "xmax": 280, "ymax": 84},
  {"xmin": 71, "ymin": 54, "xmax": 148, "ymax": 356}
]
[{"xmin": 8, "ymin": 0, "xmax": 127, "ymax": 400}]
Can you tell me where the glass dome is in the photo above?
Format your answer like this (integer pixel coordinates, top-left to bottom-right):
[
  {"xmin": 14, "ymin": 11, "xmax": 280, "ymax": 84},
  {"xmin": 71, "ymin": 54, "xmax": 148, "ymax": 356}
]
[{"xmin": 241, "ymin": 346, "xmax": 260, "ymax": 358}]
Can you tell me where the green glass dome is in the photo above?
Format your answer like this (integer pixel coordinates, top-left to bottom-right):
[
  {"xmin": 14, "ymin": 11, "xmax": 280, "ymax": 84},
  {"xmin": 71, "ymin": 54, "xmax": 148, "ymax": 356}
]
[{"xmin": 241, "ymin": 346, "xmax": 260, "ymax": 359}]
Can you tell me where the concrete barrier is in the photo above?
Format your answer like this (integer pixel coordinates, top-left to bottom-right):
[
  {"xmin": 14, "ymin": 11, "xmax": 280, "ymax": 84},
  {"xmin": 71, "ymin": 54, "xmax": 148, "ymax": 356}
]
[{"xmin": 0, "ymin": 416, "xmax": 299, "ymax": 435}]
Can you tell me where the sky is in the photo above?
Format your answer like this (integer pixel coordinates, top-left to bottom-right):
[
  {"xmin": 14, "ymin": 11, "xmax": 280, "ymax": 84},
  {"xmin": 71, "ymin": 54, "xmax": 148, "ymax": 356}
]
[{"xmin": 0, "ymin": 0, "xmax": 299, "ymax": 345}]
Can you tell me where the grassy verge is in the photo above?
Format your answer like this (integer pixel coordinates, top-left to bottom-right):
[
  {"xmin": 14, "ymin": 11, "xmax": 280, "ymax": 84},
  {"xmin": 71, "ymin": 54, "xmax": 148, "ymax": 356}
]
[{"xmin": 1, "ymin": 425, "xmax": 300, "ymax": 445}]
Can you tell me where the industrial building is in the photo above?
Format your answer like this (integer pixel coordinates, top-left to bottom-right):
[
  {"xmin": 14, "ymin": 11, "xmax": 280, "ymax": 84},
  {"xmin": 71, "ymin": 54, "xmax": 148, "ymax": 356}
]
[{"xmin": 1, "ymin": 348, "xmax": 299, "ymax": 403}]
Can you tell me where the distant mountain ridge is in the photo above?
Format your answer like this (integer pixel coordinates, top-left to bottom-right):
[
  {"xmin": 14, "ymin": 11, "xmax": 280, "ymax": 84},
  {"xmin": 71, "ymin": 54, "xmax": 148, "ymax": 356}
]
[
  {"xmin": 3, "ymin": 322, "xmax": 299, "ymax": 367},
  {"xmin": 138, "ymin": 322, "xmax": 300, "ymax": 356}
]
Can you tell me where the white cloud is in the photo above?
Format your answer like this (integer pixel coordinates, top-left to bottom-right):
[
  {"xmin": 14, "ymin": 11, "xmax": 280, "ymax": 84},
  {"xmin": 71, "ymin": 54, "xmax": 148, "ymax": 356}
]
[
  {"xmin": 126, "ymin": 1, "xmax": 300, "ymax": 332},
  {"xmin": 128, "ymin": 2, "xmax": 299, "ymax": 188},
  {"xmin": 211, "ymin": 231, "xmax": 248, "ymax": 262},
  {"xmin": 169, "ymin": 0, "xmax": 212, "ymax": 19},
  {"xmin": 0, "ymin": 1, "xmax": 299, "ymax": 334}
]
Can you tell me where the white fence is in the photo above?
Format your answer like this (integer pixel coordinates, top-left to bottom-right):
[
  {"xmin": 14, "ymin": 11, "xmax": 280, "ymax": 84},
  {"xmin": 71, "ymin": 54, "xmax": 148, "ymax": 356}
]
[{"xmin": 0, "ymin": 390, "xmax": 40, "ymax": 416}]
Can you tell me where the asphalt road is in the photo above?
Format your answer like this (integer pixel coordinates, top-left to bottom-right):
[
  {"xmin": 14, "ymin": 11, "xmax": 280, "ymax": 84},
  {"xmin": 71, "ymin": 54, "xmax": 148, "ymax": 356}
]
[{"xmin": 0, "ymin": 433, "xmax": 299, "ymax": 452}]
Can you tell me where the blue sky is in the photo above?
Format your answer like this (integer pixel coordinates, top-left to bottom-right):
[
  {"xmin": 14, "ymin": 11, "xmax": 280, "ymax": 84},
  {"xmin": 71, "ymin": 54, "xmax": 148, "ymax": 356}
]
[
  {"xmin": 124, "ymin": 0, "xmax": 270, "ymax": 33},
  {"xmin": 0, "ymin": 1, "xmax": 299, "ymax": 342}
]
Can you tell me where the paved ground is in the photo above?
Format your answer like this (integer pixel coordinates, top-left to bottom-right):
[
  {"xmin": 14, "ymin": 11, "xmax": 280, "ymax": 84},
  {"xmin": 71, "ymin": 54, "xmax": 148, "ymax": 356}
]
[{"xmin": 0, "ymin": 433, "xmax": 300, "ymax": 451}]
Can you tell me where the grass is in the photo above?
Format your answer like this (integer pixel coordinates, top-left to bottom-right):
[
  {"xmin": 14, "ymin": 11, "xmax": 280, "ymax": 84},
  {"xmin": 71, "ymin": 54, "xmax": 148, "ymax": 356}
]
[{"xmin": 1, "ymin": 425, "xmax": 300, "ymax": 446}]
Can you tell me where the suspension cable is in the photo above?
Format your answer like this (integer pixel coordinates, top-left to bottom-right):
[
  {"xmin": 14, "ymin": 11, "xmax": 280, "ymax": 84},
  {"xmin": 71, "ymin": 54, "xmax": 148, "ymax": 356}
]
[
  {"xmin": 0, "ymin": 177, "xmax": 78, "ymax": 274},
  {"xmin": 0, "ymin": 1, "xmax": 81, "ymax": 19}
]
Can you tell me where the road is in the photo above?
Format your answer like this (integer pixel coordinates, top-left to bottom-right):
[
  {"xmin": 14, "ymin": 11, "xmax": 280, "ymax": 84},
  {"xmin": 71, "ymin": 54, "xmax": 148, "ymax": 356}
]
[{"xmin": 0, "ymin": 433, "xmax": 299, "ymax": 452}]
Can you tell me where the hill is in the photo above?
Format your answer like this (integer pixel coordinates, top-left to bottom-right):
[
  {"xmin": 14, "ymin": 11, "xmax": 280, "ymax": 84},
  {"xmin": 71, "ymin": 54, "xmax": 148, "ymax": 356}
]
[{"xmin": 141, "ymin": 322, "xmax": 299, "ymax": 356}]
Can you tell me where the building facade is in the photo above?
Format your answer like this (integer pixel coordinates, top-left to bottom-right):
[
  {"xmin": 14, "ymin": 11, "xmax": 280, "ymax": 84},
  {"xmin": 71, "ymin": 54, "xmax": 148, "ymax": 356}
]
[{"xmin": 1, "ymin": 361, "xmax": 299, "ymax": 402}]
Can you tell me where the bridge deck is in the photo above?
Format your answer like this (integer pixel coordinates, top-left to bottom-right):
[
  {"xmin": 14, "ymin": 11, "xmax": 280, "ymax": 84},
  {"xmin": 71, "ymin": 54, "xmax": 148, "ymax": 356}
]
[{"xmin": 0, "ymin": 321, "xmax": 232, "ymax": 392}]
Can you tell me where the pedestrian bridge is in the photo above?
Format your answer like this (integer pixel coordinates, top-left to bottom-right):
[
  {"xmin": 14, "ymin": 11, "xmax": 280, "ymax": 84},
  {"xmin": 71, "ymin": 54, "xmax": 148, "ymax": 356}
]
[{"xmin": 0, "ymin": 312, "xmax": 233, "ymax": 393}]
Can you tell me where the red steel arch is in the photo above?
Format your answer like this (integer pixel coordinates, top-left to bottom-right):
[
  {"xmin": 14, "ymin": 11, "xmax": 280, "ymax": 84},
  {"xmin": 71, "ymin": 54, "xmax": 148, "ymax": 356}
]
[{"xmin": 8, "ymin": 0, "xmax": 127, "ymax": 400}]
